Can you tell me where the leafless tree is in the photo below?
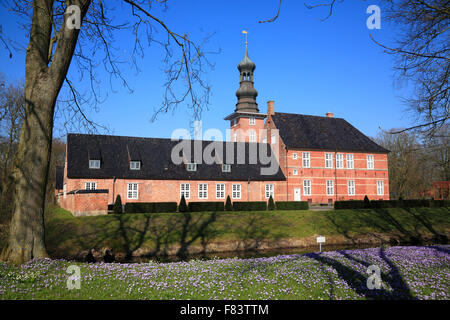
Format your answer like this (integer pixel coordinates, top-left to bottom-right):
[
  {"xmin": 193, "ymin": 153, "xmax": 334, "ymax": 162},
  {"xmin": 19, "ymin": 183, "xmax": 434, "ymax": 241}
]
[
  {"xmin": 376, "ymin": 129, "xmax": 430, "ymax": 199},
  {"xmin": 0, "ymin": 75, "xmax": 25, "ymax": 223},
  {"xmin": 0, "ymin": 0, "xmax": 213, "ymax": 264},
  {"xmin": 268, "ymin": 0, "xmax": 449, "ymax": 137}
]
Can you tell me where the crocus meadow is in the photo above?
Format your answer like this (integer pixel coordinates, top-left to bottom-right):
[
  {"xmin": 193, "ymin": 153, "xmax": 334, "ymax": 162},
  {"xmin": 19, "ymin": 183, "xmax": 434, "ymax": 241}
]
[{"xmin": 0, "ymin": 245, "xmax": 448, "ymax": 300}]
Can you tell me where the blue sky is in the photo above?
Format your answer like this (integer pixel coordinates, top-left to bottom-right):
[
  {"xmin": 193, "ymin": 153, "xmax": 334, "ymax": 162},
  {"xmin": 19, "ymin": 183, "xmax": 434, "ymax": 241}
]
[{"xmin": 0, "ymin": 0, "xmax": 414, "ymax": 141}]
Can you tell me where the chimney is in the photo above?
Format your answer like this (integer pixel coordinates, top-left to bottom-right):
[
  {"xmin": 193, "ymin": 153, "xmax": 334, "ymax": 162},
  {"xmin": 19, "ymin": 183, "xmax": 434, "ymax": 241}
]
[
  {"xmin": 326, "ymin": 112, "xmax": 334, "ymax": 118},
  {"xmin": 267, "ymin": 100, "xmax": 275, "ymax": 116}
]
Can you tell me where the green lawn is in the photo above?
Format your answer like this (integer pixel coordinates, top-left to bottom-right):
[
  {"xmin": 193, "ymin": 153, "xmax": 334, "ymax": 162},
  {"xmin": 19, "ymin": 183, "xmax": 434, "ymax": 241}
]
[
  {"xmin": 42, "ymin": 205, "xmax": 450, "ymax": 260},
  {"xmin": 0, "ymin": 245, "xmax": 448, "ymax": 300}
]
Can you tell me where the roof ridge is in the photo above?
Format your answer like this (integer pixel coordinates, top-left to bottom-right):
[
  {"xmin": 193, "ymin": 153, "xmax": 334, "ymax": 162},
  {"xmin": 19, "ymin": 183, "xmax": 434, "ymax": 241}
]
[
  {"xmin": 274, "ymin": 112, "xmax": 344, "ymax": 119},
  {"xmin": 68, "ymin": 132, "xmax": 274, "ymax": 146}
]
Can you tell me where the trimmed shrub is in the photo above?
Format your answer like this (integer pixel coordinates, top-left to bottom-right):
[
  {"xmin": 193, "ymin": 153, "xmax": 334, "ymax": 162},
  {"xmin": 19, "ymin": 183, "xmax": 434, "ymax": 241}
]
[
  {"xmin": 225, "ymin": 195, "xmax": 232, "ymax": 211},
  {"xmin": 275, "ymin": 201, "xmax": 309, "ymax": 210},
  {"xmin": 124, "ymin": 202, "xmax": 152, "ymax": 213},
  {"xmin": 268, "ymin": 196, "xmax": 275, "ymax": 211},
  {"xmin": 403, "ymin": 199, "xmax": 431, "ymax": 208},
  {"xmin": 334, "ymin": 199, "xmax": 450, "ymax": 210},
  {"xmin": 188, "ymin": 202, "xmax": 225, "ymax": 212},
  {"xmin": 153, "ymin": 202, "xmax": 178, "ymax": 213},
  {"xmin": 334, "ymin": 200, "xmax": 365, "ymax": 210},
  {"xmin": 179, "ymin": 195, "xmax": 188, "ymax": 212},
  {"xmin": 232, "ymin": 201, "xmax": 267, "ymax": 211},
  {"xmin": 364, "ymin": 195, "xmax": 370, "ymax": 208},
  {"xmin": 123, "ymin": 202, "xmax": 177, "ymax": 213},
  {"xmin": 113, "ymin": 195, "xmax": 123, "ymax": 214}
]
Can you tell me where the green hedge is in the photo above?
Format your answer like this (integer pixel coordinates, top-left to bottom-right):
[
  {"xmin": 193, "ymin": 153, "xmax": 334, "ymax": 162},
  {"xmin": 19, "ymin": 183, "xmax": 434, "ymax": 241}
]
[
  {"xmin": 124, "ymin": 202, "xmax": 177, "ymax": 213},
  {"xmin": 334, "ymin": 199, "xmax": 450, "ymax": 210},
  {"xmin": 334, "ymin": 200, "xmax": 365, "ymax": 210},
  {"xmin": 275, "ymin": 201, "xmax": 309, "ymax": 210},
  {"xmin": 188, "ymin": 202, "xmax": 225, "ymax": 212},
  {"xmin": 232, "ymin": 201, "xmax": 267, "ymax": 211}
]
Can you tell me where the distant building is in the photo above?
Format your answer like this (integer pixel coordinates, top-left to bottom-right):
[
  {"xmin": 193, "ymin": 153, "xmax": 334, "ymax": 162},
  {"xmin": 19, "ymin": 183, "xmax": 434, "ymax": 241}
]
[{"xmin": 57, "ymin": 47, "xmax": 389, "ymax": 215}]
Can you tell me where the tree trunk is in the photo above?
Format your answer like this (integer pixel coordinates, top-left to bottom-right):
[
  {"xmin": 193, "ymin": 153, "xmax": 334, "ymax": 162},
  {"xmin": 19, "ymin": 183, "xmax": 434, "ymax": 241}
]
[
  {"xmin": 1, "ymin": 0, "xmax": 90, "ymax": 264},
  {"xmin": 1, "ymin": 72, "xmax": 58, "ymax": 264}
]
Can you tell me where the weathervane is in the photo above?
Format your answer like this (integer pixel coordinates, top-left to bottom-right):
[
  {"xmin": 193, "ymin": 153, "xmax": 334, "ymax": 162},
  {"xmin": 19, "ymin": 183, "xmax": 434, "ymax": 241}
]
[{"xmin": 242, "ymin": 30, "xmax": 248, "ymax": 49}]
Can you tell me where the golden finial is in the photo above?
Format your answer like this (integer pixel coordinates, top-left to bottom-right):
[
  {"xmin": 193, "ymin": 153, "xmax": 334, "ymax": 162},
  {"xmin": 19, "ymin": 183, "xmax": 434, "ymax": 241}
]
[{"xmin": 242, "ymin": 30, "xmax": 248, "ymax": 49}]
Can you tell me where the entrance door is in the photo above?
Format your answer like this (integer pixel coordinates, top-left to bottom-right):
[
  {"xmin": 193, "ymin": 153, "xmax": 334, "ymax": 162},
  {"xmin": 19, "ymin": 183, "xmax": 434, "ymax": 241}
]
[{"xmin": 294, "ymin": 188, "xmax": 301, "ymax": 201}]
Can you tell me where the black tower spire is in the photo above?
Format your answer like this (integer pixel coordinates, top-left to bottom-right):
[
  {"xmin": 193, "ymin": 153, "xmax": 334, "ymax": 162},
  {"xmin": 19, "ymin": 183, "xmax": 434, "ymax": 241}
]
[{"xmin": 235, "ymin": 47, "xmax": 259, "ymax": 113}]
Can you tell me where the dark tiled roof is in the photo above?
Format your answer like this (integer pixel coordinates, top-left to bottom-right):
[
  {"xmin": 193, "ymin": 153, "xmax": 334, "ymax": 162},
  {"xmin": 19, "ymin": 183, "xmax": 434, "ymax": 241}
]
[
  {"xmin": 55, "ymin": 166, "xmax": 64, "ymax": 190},
  {"xmin": 271, "ymin": 112, "xmax": 389, "ymax": 153},
  {"xmin": 67, "ymin": 134, "xmax": 286, "ymax": 181}
]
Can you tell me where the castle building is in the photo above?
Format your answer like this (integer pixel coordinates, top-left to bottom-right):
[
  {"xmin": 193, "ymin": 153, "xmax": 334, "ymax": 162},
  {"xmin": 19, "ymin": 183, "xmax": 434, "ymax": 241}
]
[{"xmin": 57, "ymin": 47, "xmax": 389, "ymax": 216}]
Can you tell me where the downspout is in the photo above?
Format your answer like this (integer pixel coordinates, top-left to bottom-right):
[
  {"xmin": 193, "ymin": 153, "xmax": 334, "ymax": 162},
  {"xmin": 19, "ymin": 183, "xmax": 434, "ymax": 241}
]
[
  {"xmin": 334, "ymin": 150, "xmax": 338, "ymax": 203},
  {"xmin": 286, "ymin": 146, "xmax": 288, "ymax": 201},
  {"xmin": 247, "ymin": 177, "xmax": 250, "ymax": 201},
  {"xmin": 112, "ymin": 176, "xmax": 116, "ymax": 204}
]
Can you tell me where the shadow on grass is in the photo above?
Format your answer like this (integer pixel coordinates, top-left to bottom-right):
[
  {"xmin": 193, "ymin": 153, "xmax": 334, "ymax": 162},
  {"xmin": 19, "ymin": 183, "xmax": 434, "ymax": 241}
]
[
  {"xmin": 46, "ymin": 209, "xmax": 287, "ymax": 262},
  {"xmin": 306, "ymin": 246, "xmax": 417, "ymax": 300},
  {"xmin": 324, "ymin": 207, "xmax": 449, "ymax": 246}
]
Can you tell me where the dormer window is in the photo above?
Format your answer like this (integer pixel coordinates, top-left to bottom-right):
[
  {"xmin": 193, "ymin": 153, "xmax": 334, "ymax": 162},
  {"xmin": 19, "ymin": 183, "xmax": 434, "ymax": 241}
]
[
  {"xmin": 130, "ymin": 161, "xmax": 141, "ymax": 170},
  {"xmin": 89, "ymin": 159, "xmax": 100, "ymax": 169},
  {"xmin": 222, "ymin": 164, "xmax": 231, "ymax": 172},
  {"xmin": 187, "ymin": 163, "xmax": 197, "ymax": 172}
]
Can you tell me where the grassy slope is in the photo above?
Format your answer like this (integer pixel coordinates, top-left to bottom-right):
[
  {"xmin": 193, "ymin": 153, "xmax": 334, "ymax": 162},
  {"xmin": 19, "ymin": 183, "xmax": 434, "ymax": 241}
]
[{"xmin": 43, "ymin": 206, "xmax": 450, "ymax": 258}]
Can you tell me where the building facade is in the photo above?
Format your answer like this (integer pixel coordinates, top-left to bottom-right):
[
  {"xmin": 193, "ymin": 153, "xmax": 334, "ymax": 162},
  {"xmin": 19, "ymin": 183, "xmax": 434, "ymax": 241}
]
[{"xmin": 57, "ymin": 47, "xmax": 389, "ymax": 215}]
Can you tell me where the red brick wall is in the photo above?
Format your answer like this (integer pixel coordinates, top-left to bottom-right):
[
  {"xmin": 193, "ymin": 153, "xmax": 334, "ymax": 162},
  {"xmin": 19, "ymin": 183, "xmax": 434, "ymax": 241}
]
[
  {"xmin": 59, "ymin": 192, "xmax": 109, "ymax": 216},
  {"xmin": 64, "ymin": 178, "xmax": 286, "ymax": 204},
  {"xmin": 230, "ymin": 116, "xmax": 265, "ymax": 142}
]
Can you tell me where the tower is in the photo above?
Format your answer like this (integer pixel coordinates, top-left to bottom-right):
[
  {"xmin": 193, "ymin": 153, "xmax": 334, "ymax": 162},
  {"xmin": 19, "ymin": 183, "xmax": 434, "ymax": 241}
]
[{"xmin": 225, "ymin": 37, "xmax": 266, "ymax": 143}]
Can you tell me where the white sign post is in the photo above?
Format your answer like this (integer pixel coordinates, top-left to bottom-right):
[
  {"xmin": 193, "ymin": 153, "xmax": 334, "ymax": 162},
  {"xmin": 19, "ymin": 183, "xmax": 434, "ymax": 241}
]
[{"xmin": 317, "ymin": 236, "xmax": 326, "ymax": 252}]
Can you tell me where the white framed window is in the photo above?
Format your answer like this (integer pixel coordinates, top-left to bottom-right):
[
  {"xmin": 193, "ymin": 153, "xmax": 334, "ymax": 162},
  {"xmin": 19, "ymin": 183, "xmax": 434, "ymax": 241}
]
[
  {"xmin": 187, "ymin": 163, "xmax": 197, "ymax": 172},
  {"xmin": 367, "ymin": 155, "xmax": 374, "ymax": 169},
  {"xmin": 249, "ymin": 130, "xmax": 256, "ymax": 142},
  {"xmin": 180, "ymin": 183, "xmax": 190, "ymax": 199},
  {"xmin": 377, "ymin": 181, "xmax": 384, "ymax": 196},
  {"xmin": 348, "ymin": 180, "xmax": 355, "ymax": 196},
  {"xmin": 346, "ymin": 154, "xmax": 354, "ymax": 169},
  {"xmin": 89, "ymin": 159, "xmax": 100, "ymax": 169},
  {"xmin": 336, "ymin": 154, "xmax": 344, "ymax": 169},
  {"xmin": 233, "ymin": 132, "xmax": 237, "ymax": 142},
  {"xmin": 326, "ymin": 180, "xmax": 334, "ymax": 196},
  {"xmin": 303, "ymin": 180, "xmax": 311, "ymax": 196},
  {"xmin": 262, "ymin": 136, "xmax": 267, "ymax": 143},
  {"xmin": 293, "ymin": 153, "xmax": 298, "ymax": 160},
  {"xmin": 325, "ymin": 153, "xmax": 333, "ymax": 168},
  {"xmin": 216, "ymin": 184, "xmax": 225, "ymax": 199},
  {"xmin": 85, "ymin": 182, "xmax": 97, "ymax": 190},
  {"xmin": 130, "ymin": 161, "xmax": 141, "ymax": 170},
  {"xmin": 198, "ymin": 183, "xmax": 208, "ymax": 199},
  {"xmin": 127, "ymin": 183, "xmax": 138, "ymax": 200},
  {"xmin": 222, "ymin": 164, "xmax": 231, "ymax": 172},
  {"xmin": 302, "ymin": 152, "xmax": 310, "ymax": 168},
  {"xmin": 249, "ymin": 117, "xmax": 255, "ymax": 125},
  {"xmin": 232, "ymin": 184, "xmax": 241, "ymax": 199},
  {"xmin": 265, "ymin": 184, "xmax": 274, "ymax": 199},
  {"xmin": 293, "ymin": 169, "xmax": 298, "ymax": 175}
]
